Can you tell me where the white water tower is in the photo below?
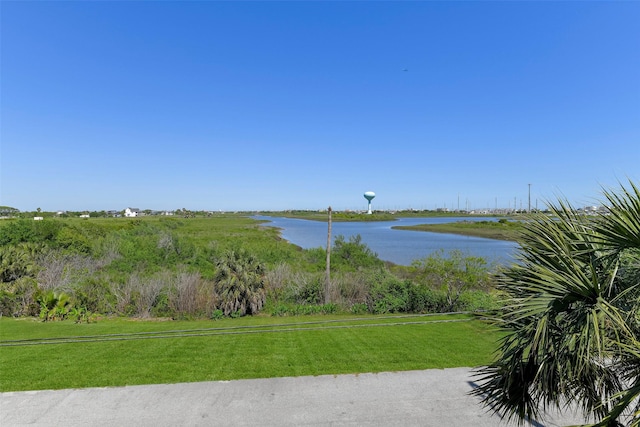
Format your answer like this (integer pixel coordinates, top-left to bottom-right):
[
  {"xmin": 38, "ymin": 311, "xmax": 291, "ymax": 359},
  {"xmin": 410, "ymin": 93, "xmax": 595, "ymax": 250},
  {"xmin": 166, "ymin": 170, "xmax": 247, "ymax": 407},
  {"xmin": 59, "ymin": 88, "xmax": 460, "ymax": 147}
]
[{"xmin": 364, "ymin": 191, "xmax": 376, "ymax": 214}]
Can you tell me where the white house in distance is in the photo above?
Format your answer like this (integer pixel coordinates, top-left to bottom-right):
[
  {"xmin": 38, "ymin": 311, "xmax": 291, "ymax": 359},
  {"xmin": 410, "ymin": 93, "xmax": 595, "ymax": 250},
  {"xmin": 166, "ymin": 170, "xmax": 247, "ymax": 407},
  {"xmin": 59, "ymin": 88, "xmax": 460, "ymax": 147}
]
[{"xmin": 124, "ymin": 208, "xmax": 140, "ymax": 217}]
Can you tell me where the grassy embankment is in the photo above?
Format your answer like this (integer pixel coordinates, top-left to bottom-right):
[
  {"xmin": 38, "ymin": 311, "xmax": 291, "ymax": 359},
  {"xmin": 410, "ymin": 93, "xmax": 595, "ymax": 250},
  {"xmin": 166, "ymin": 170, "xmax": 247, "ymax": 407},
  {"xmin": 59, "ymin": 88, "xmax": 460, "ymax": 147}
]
[
  {"xmin": 393, "ymin": 220, "xmax": 524, "ymax": 241},
  {"xmin": 262, "ymin": 210, "xmax": 396, "ymax": 222},
  {"xmin": 263, "ymin": 210, "xmax": 509, "ymax": 222},
  {"xmin": 0, "ymin": 313, "xmax": 499, "ymax": 392}
]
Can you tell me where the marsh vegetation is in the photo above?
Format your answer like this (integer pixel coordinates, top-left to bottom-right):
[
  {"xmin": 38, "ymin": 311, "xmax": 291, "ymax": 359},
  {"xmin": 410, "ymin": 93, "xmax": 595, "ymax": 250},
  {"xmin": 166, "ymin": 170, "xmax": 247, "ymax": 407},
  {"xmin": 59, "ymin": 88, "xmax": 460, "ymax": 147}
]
[
  {"xmin": 0, "ymin": 214, "xmax": 498, "ymax": 321},
  {"xmin": 393, "ymin": 218, "xmax": 523, "ymax": 241}
]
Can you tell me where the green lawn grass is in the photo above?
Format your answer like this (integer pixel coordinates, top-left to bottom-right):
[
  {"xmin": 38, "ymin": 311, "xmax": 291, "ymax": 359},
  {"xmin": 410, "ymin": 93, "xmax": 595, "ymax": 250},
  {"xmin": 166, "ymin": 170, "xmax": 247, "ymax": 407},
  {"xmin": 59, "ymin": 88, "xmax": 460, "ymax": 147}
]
[{"xmin": 0, "ymin": 314, "xmax": 499, "ymax": 392}]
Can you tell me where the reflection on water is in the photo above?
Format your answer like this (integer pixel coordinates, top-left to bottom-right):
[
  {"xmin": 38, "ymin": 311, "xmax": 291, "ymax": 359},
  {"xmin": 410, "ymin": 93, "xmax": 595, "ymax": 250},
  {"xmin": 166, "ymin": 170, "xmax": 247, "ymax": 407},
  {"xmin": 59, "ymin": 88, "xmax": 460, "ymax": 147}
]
[{"xmin": 254, "ymin": 216, "xmax": 518, "ymax": 267}]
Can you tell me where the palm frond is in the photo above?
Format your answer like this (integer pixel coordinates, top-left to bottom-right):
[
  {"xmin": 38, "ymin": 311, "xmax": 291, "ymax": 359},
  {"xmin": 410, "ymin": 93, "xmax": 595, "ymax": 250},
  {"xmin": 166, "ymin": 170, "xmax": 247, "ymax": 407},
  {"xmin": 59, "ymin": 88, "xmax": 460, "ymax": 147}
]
[
  {"xmin": 475, "ymin": 181, "xmax": 640, "ymax": 426},
  {"xmin": 597, "ymin": 181, "xmax": 640, "ymax": 251}
]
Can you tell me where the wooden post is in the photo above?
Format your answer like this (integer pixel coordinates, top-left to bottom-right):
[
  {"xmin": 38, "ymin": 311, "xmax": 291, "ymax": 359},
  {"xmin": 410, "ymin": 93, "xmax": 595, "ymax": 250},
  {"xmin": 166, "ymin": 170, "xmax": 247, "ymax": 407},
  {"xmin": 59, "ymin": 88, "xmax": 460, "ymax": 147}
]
[{"xmin": 325, "ymin": 206, "xmax": 332, "ymax": 304}]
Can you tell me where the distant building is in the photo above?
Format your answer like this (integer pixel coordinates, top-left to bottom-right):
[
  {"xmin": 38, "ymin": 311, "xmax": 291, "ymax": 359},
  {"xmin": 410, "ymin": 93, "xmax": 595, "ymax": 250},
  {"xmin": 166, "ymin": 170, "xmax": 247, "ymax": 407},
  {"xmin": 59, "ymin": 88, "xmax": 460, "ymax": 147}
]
[
  {"xmin": 79, "ymin": 214, "xmax": 90, "ymax": 218},
  {"xmin": 34, "ymin": 217, "xmax": 44, "ymax": 221},
  {"xmin": 124, "ymin": 208, "xmax": 140, "ymax": 217},
  {"xmin": 580, "ymin": 205, "xmax": 608, "ymax": 215}
]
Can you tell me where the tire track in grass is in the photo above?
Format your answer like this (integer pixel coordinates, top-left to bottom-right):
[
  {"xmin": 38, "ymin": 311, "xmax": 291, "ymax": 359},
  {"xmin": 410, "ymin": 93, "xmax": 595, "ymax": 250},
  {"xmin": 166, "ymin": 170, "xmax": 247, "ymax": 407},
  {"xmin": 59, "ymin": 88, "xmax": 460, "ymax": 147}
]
[{"xmin": 0, "ymin": 313, "xmax": 475, "ymax": 347}]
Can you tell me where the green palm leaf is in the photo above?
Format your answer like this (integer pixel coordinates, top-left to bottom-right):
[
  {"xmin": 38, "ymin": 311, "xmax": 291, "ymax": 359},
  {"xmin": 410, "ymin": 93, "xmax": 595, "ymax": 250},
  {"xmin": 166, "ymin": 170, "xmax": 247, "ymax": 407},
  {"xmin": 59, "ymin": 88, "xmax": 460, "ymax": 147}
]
[{"xmin": 474, "ymin": 181, "xmax": 640, "ymax": 426}]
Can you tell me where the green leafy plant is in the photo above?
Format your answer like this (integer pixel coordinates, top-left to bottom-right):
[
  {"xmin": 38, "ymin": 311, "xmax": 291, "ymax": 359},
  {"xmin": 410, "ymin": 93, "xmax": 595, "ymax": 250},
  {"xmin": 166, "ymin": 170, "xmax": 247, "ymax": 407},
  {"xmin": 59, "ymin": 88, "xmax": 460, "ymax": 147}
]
[
  {"xmin": 38, "ymin": 290, "xmax": 73, "ymax": 321},
  {"xmin": 210, "ymin": 309, "xmax": 224, "ymax": 320},
  {"xmin": 68, "ymin": 306, "xmax": 94, "ymax": 323},
  {"xmin": 474, "ymin": 181, "xmax": 640, "ymax": 427},
  {"xmin": 350, "ymin": 303, "xmax": 368, "ymax": 314}
]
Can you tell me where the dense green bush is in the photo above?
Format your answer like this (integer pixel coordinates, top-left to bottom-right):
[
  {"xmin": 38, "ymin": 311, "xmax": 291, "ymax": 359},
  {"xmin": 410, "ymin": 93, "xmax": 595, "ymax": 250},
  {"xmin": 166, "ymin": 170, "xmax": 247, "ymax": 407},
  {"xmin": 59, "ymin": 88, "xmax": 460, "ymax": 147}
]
[
  {"xmin": 366, "ymin": 272, "xmax": 410, "ymax": 314},
  {"xmin": 0, "ymin": 219, "xmax": 62, "ymax": 246},
  {"xmin": 72, "ymin": 277, "xmax": 115, "ymax": 314},
  {"xmin": 407, "ymin": 284, "xmax": 448, "ymax": 313},
  {"xmin": 332, "ymin": 234, "xmax": 385, "ymax": 271},
  {"xmin": 406, "ymin": 249, "xmax": 492, "ymax": 311},
  {"xmin": 55, "ymin": 225, "xmax": 93, "ymax": 253},
  {"xmin": 350, "ymin": 303, "xmax": 368, "ymax": 314}
]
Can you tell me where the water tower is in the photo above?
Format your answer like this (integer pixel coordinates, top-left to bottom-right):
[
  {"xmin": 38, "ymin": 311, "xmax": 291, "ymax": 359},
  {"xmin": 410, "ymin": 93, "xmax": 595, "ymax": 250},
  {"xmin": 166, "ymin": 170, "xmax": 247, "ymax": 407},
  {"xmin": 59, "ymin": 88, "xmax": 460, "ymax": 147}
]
[{"xmin": 364, "ymin": 191, "xmax": 376, "ymax": 214}]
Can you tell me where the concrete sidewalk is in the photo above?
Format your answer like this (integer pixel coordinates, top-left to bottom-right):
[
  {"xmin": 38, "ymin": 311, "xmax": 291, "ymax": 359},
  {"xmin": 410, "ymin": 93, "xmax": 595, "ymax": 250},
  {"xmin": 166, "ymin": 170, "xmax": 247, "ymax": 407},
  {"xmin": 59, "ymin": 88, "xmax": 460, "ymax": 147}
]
[{"xmin": 1, "ymin": 368, "xmax": 588, "ymax": 426}]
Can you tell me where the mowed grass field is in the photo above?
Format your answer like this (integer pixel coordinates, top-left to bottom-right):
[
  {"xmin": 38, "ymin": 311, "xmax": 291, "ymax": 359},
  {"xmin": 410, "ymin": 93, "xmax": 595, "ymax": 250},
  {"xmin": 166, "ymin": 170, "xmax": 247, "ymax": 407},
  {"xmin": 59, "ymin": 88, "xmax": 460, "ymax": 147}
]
[{"xmin": 0, "ymin": 314, "xmax": 499, "ymax": 392}]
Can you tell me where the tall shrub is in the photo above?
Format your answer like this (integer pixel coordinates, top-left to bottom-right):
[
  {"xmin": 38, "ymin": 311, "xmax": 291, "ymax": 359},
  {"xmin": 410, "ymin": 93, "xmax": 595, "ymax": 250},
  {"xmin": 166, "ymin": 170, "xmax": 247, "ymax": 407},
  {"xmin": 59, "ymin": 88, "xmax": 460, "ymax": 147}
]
[
  {"xmin": 332, "ymin": 234, "xmax": 384, "ymax": 271},
  {"xmin": 409, "ymin": 250, "xmax": 491, "ymax": 311}
]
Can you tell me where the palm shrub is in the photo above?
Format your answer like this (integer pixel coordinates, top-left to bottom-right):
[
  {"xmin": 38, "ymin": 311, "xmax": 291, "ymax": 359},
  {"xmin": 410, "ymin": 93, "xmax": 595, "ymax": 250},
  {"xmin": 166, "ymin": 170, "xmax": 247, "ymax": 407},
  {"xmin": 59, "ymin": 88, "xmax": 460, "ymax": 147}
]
[
  {"xmin": 0, "ymin": 244, "xmax": 41, "ymax": 316},
  {"xmin": 214, "ymin": 249, "xmax": 266, "ymax": 316},
  {"xmin": 0, "ymin": 243, "xmax": 39, "ymax": 283},
  {"xmin": 474, "ymin": 181, "xmax": 640, "ymax": 427},
  {"xmin": 0, "ymin": 277, "xmax": 40, "ymax": 317},
  {"xmin": 38, "ymin": 290, "xmax": 73, "ymax": 321}
]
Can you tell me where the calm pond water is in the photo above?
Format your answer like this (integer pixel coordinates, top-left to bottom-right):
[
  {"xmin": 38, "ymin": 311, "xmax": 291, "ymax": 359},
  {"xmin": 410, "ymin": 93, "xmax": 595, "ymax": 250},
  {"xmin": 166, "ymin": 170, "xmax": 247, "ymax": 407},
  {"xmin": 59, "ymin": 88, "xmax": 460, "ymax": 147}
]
[{"xmin": 254, "ymin": 216, "xmax": 519, "ymax": 267}]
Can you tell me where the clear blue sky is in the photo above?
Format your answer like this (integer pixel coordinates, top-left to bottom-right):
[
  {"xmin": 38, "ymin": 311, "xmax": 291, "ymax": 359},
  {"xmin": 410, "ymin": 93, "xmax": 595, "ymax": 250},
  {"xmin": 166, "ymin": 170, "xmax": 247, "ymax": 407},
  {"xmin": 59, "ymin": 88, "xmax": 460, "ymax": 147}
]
[{"xmin": 2, "ymin": 1, "xmax": 638, "ymax": 212}]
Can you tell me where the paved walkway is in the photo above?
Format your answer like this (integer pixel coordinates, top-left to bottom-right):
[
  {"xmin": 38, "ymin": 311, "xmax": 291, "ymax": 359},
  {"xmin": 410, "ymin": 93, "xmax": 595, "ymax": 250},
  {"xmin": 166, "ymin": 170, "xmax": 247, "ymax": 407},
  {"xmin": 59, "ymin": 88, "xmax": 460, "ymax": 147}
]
[{"xmin": 1, "ymin": 368, "xmax": 589, "ymax": 426}]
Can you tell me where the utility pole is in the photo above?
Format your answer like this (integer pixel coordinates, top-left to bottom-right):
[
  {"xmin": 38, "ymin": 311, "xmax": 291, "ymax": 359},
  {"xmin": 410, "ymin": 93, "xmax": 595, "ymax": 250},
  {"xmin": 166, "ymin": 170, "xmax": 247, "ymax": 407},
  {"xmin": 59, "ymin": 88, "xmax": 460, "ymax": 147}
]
[
  {"xmin": 528, "ymin": 183, "xmax": 532, "ymax": 213},
  {"xmin": 325, "ymin": 206, "xmax": 332, "ymax": 304}
]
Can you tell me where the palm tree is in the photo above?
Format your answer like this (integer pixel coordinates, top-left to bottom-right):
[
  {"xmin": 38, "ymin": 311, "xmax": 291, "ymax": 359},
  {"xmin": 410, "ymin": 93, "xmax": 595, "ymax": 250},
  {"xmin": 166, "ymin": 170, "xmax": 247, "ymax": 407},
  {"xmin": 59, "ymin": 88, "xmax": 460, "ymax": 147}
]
[
  {"xmin": 0, "ymin": 244, "xmax": 38, "ymax": 283},
  {"xmin": 473, "ymin": 181, "xmax": 640, "ymax": 427},
  {"xmin": 214, "ymin": 249, "xmax": 266, "ymax": 316}
]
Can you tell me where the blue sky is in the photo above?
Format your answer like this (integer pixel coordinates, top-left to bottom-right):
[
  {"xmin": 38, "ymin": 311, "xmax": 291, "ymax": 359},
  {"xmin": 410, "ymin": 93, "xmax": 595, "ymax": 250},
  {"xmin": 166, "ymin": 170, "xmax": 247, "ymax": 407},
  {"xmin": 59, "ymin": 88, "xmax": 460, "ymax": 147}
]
[{"xmin": 2, "ymin": 1, "xmax": 638, "ymax": 212}]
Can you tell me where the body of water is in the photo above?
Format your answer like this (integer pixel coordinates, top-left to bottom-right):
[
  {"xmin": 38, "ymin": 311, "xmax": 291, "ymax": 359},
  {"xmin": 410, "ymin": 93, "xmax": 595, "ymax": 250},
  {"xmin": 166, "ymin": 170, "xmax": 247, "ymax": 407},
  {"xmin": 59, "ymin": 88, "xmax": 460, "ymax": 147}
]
[{"xmin": 254, "ymin": 216, "xmax": 518, "ymax": 266}]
